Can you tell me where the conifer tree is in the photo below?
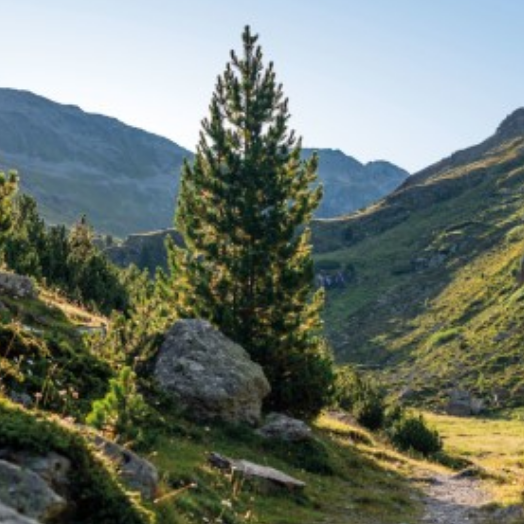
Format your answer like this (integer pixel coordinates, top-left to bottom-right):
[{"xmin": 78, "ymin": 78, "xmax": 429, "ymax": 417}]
[
  {"xmin": 0, "ymin": 169, "xmax": 17, "ymax": 239},
  {"xmin": 172, "ymin": 26, "xmax": 333, "ymax": 417}
]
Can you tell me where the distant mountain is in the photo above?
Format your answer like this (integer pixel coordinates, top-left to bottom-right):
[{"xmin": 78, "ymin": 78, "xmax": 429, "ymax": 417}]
[
  {"xmin": 303, "ymin": 148, "xmax": 408, "ymax": 218},
  {"xmin": 0, "ymin": 88, "xmax": 190, "ymax": 236},
  {"xmin": 312, "ymin": 108, "xmax": 524, "ymax": 409},
  {"xmin": 0, "ymin": 89, "xmax": 408, "ymax": 236}
]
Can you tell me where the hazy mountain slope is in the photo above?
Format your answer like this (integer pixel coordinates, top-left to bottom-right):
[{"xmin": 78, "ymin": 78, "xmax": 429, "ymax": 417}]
[
  {"xmin": 0, "ymin": 89, "xmax": 408, "ymax": 237},
  {"xmin": 303, "ymin": 148, "xmax": 408, "ymax": 217},
  {"xmin": 312, "ymin": 108, "xmax": 524, "ymax": 408},
  {"xmin": 0, "ymin": 88, "xmax": 191, "ymax": 236}
]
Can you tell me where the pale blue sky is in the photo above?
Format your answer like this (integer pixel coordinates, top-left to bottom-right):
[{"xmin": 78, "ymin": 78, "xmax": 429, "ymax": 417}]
[{"xmin": 1, "ymin": 1, "xmax": 522, "ymax": 172}]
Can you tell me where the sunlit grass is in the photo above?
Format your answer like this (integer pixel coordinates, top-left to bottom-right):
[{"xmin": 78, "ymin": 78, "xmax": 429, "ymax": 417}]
[{"xmin": 425, "ymin": 411, "xmax": 524, "ymax": 504}]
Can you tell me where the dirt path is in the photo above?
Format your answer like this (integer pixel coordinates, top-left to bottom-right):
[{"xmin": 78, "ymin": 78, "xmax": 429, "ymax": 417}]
[{"xmin": 414, "ymin": 470, "xmax": 491, "ymax": 524}]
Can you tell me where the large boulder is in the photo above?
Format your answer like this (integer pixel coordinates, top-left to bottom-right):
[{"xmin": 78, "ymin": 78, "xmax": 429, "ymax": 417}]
[
  {"xmin": 154, "ymin": 319, "xmax": 270, "ymax": 425},
  {"xmin": 256, "ymin": 413, "xmax": 312, "ymax": 442},
  {"xmin": 0, "ymin": 459, "xmax": 66, "ymax": 522},
  {"xmin": 0, "ymin": 273, "xmax": 35, "ymax": 299}
]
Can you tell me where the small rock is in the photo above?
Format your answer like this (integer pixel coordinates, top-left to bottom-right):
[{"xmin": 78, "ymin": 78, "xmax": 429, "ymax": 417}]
[
  {"xmin": 8, "ymin": 392, "xmax": 33, "ymax": 408},
  {"xmin": 208, "ymin": 452, "xmax": 305, "ymax": 492},
  {"xmin": 0, "ymin": 273, "xmax": 35, "ymax": 300},
  {"xmin": 89, "ymin": 434, "xmax": 158, "ymax": 501},
  {"xmin": 446, "ymin": 389, "xmax": 484, "ymax": 417},
  {"xmin": 256, "ymin": 413, "xmax": 312, "ymax": 442}
]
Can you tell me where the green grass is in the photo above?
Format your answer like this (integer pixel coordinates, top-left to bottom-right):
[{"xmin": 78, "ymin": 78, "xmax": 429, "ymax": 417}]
[
  {"xmin": 145, "ymin": 412, "xmax": 423, "ymax": 524},
  {"xmin": 425, "ymin": 410, "xmax": 524, "ymax": 505},
  {"xmin": 312, "ymin": 136, "xmax": 524, "ymax": 408},
  {"xmin": 0, "ymin": 289, "xmax": 111, "ymax": 417}
]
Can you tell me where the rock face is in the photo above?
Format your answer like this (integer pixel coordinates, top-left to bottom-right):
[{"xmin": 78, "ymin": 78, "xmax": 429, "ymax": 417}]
[
  {"xmin": 0, "ymin": 459, "xmax": 66, "ymax": 522},
  {"xmin": 0, "ymin": 273, "xmax": 35, "ymax": 299},
  {"xmin": 256, "ymin": 413, "xmax": 312, "ymax": 442},
  {"xmin": 154, "ymin": 319, "xmax": 270, "ymax": 425},
  {"xmin": 90, "ymin": 435, "xmax": 158, "ymax": 501},
  {"xmin": 0, "ymin": 450, "xmax": 71, "ymax": 496},
  {"xmin": 0, "ymin": 502, "xmax": 41, "ymax": 524}
]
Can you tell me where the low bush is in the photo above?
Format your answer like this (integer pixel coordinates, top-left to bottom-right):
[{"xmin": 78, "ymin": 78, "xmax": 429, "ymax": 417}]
[
  {"xmin": 386, "ymin": 411, "xmax": 442, "ymax": 456},
  {"xmin": 333, "ymin": 366, "xmax": 386, "ymax": 430}
]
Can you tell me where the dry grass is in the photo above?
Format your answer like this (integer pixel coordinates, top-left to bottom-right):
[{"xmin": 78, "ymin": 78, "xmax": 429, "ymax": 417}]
[{"xmin": 425, "ymin": 411, "xmax": 524, "ymax": 504}]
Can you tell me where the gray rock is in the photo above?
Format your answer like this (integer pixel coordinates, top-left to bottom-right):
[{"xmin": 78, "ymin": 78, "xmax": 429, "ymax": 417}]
[
  {"xmin": 154, "ymin": 319, "xmax": 270, "ymax": 425},
  {"xmin": 0, "ymin": 502, "xmax": 41, "ymax": 524},
  {"xmin": 209, "ymin": 452, "xmax": 305, "ymax": 492},
  {"xmin": 0, "ymin": 459, "xmax": 66, "ymax": 522},
  {"xmin": 446, "ymin": 389, "xmax": 484, "ymax": 417},
  {"xmin": 7, "ymin": 392, "xmax": 33, "ymax": 408},
  {"xmin": 0, "ymin": 451, "xmax": 71, "ymax": 495},
  {"xmin": 256, "ymin": 413, "xmax": 312, "ymax": 442},
  {"xmin": 0, "ymin": 273, "xmax": 35, "ymax": 299},
  {"xmin": 90, "ymin": 434, "xmax": 158, "ymax": 501}
]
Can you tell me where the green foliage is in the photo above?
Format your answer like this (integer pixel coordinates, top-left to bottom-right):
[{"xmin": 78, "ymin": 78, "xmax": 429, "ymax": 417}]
[
  {"xmin": 334, "ymin": 366, "xmax": 386, "ymax": 430},
  {"xmin": 0, "ymin": 397, "xmax": 153, "ymax": 524},
  {"xmin": 3, "ymin": 197, "xmax": 129, "ymax": 314},
  {"xmin": 0, "ymin": 169, "xmax": 17, "ymax": 238},
  {"xmin": 0, "ymin": 321, "xmax": 111, "ymax": 417},
  {"xmin": 386, "ymin": 410, "xmax": 442, "ymax": 456},
  {"xmin": 87, "ymin": 366, "xmax": 149, "ymax": 441},
  {"xmin": 171, "ymin": 26, "xmax": 333, "ymax": 418}
]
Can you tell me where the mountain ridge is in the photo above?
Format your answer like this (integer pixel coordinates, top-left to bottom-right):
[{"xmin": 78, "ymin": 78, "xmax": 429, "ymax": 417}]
[{"xmin": 0, "ymin": 88, "xmax": 408, "ymax": 235}]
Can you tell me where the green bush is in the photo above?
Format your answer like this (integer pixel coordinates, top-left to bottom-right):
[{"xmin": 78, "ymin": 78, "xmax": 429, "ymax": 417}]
[
  {"xmin": 387, "ymin": 411, "xmax": 442, "ymax": 456},
  {"xmin": 334, "ymin": 366, "xmax": 386, "ymax": 430},
  {"xmin": 87, "ymin": 366, "xmax": 149, "ymax": 442}
]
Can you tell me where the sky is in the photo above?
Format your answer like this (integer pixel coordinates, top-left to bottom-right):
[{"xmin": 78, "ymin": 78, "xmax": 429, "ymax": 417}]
[{"xmin": 1, "ymin": 0, "xmax": 522, "ymax": 172}]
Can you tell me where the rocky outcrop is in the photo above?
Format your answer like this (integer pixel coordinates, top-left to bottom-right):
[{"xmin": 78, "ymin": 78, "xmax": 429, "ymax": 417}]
[
  {"xmin": 0, "ymin": 273, "xmax": 35, "ymax": 299},
  {"xmin": 89, "ymin": 435, "xmax": 158, "ymax": 501},
  {"xmin": 0, "ymin": 502, "xmax": 41, "ymax": 524},
  {"xmin": 154, "ymin": 319, "xmax": 270, "ymax": 425},
  {"xmin": 256, "ymin": 413, "xmax": 312, "ymax": 442},
  {"xmin": 0, "ymin": 450, "xmax": 71, "ymax": 497},
  {"xmin": 446, "ymin": 389, "xmax": 484, "ymax": 417},
  {"xmin": 0, "ymin": 459, "xmax": 66, "ymax": 522}
]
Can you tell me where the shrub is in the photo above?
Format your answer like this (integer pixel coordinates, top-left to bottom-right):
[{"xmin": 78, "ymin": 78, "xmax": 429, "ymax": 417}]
[
  {"xmin": 87, "ymin": 366, "xmax": 149, "ymax": 441},
  {"xmin": 387, "ymin": 411, "xmax": 442, "ymax": 456},
  {"xmin": 334, "ymin": 366, "xmax": 386, "ymax": 430}
]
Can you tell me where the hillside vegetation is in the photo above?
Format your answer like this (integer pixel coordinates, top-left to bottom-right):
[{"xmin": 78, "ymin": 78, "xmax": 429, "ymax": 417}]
[{"xmin": 313, "ymin": 108, "xmax": 524, "ymax": 408}]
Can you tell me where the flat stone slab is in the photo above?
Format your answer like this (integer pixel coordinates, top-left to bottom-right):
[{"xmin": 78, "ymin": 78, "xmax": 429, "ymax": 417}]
[{"xmin": 209, "ymin": 452, "xmax": 305, "ymax": 490}]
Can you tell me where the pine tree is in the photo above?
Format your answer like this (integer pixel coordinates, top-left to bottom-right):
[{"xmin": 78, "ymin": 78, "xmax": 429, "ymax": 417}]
[
  {"xmin": 0, "ymin": 169, "xmax": 17, "ymax": 240},
  {"xmin": 172, "ymin": 26, "xmax": 333, "ymax": 417}
]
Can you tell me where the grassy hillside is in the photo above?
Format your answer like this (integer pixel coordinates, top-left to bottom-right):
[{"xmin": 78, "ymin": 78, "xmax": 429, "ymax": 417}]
[
  {"xmin": 313, "ymin": 109, "xmax": 524, "ymax": 408},
  {"xmin": 0, "ymin": 282, "xmax": 428, "ymax": 524}
]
